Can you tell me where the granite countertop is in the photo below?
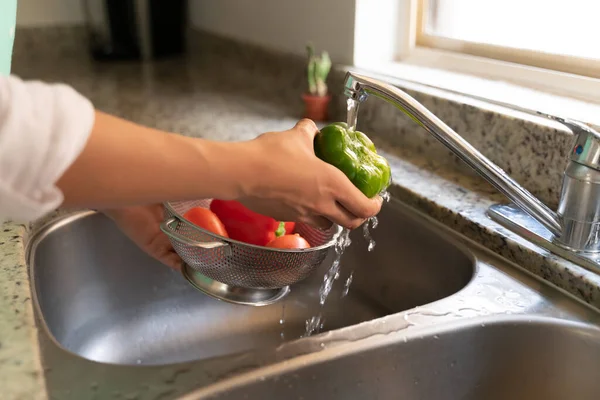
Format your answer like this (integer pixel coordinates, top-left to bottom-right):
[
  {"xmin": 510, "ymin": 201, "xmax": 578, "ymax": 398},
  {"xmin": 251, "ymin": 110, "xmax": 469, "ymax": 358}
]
[{"xmin": 3, "ymin": 28, "xmax": 600, "ymax": 399}]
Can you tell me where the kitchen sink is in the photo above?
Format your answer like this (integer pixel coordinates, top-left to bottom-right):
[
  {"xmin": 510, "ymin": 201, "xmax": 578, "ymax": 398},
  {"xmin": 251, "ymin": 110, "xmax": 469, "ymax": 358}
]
[
  {"xmin": 187, "ymin": 317, "xmax": 600, "ymax": 400},
  {"xmin": 29, "ymin": 200, "xmax": 474, "ymax": 366},
  {"xmin": 27, "ymin": 198, "xmax": 600, "ymax": 400}
]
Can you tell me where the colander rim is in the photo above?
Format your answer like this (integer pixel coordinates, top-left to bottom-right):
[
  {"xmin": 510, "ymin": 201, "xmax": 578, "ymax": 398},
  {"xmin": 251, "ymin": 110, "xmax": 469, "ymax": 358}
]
[{"xmin": 163, "ymin": 201, "xmax": 342, "ymax": 253}]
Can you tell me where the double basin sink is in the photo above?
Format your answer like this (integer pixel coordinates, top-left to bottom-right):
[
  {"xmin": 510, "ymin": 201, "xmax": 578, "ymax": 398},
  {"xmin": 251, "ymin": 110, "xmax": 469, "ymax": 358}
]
[{"xmin": 27, "ymin": 198, "xmax": 600, "ymax": 399}]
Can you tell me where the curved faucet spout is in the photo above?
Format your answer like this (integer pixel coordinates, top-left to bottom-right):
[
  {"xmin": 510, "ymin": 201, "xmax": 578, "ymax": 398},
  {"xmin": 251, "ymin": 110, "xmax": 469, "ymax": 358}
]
[{"xmin": 344, "ymin": 71, "xmax": 563, "ymax": 237}]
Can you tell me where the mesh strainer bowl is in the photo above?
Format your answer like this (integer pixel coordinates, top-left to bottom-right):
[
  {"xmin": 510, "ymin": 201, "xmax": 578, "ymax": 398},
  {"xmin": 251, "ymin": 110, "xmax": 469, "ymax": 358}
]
[{"xmin": 160, "ymin": 200, "xmax": 341, "ymax": 306}]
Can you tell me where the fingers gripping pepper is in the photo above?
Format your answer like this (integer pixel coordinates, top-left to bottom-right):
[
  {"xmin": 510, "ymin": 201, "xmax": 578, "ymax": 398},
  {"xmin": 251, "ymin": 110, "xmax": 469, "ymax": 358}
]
[{"xmin": 314, "ymin": 122, "xmax": 391, "ymax": 198}]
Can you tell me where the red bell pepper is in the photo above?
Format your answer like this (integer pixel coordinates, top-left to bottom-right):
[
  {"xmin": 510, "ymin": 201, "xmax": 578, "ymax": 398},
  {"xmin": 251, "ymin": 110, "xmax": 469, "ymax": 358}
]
[{"xmin": 209, "ymin": 200, "xmax": 295, "ymax": 246}]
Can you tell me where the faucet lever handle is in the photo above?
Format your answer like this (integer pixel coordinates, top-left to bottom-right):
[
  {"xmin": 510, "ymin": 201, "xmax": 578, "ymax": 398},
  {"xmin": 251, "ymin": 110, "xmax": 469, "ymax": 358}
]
[{"xmin": 537, "ymin": 112, "xmax": 600, "ymax": 170}]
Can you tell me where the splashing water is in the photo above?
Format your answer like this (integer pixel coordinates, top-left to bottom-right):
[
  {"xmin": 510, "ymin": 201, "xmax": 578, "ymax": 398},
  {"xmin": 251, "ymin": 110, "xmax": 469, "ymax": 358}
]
[
  {"xmin": 363, "ymin": 216, "xmax": 378, "ymax": 252},
  {"xmin": 303, "ymin": 191, "xmax": 390, "ymax": 335},
  {"xmin": 319, "ymin": 229, "xmax": 352, "ymax": 305},
  {"xmin": 304, "ymin": 229, "xmax": 352, "ymax": 336},
  {"xmin": 380, "ymin": 190, "xmax": 391, "ymax": 202},
  {"xmin": 342, "ymin": 271, "xmax": 354, "ymax": 297},
  {"xmin": 305, "ymin": 314, "xmax": 324, "ymax": 336}
]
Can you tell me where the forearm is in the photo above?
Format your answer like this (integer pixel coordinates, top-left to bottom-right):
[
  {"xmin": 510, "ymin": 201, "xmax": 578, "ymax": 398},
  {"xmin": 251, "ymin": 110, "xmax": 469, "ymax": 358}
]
[
  {"xmin": 58, "ymin": 111, "xmax": 259, "ymax": 208},
  {"xmin": 0, "ymin": 74, "xmax": 260, "ymax": 219}
]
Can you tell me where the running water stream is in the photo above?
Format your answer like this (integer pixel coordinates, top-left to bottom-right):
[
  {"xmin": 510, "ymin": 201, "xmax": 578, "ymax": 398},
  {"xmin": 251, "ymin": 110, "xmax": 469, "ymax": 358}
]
[
  {"xmin": 304, "ymin": 98, "xmax": 390, "ymax": 336},
  {"xmin": 305, "ymin": 228, "xmax": 352, "ymax": 336},
  {"xmin": 347, "ymin": 97, "xmax": 359, "ymax": 131}
]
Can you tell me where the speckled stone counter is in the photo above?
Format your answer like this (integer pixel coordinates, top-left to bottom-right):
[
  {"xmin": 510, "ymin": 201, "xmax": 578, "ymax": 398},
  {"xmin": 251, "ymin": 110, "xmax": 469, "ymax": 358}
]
[
  {"xmin": 2, "ymin": 27, "xmax": 600, "ymax": 399},
  {"xmin": 0, "ymin": 222, "xmax": 46, "ymax": 400}
]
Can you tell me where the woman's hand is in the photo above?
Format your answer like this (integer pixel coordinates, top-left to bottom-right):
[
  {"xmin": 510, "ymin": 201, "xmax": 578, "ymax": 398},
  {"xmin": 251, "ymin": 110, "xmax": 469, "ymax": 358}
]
[
  {"xmin": 96, "ymin": 119, "xmax": 383, "ymax": 270},
  {"xmin": 59, "ymin": 112, "xmax": 382, "ymax": 231},
  {"xmin": 102, "ymin": 205, "xmax": 182, "ymax": 270},
  {"xmin": 238, "ymin": 119, "xmax": 382, "ymax": 229}
]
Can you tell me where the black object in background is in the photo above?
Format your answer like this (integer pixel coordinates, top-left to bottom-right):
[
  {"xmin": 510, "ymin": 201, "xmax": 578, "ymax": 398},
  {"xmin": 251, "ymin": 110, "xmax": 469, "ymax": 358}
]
[{"xmin": 83, "ymin": 0, "xmax": 187, "ymax": 61}]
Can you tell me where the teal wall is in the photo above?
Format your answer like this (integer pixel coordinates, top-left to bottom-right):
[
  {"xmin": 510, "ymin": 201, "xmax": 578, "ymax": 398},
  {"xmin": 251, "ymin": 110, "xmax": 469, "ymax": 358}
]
[{"xmin": 0, "ymin": 0, "xmax": 17, "ymax": 75}]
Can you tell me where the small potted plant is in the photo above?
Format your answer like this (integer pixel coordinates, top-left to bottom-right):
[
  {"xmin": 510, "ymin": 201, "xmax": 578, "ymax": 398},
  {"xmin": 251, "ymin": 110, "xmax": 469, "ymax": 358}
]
[{"xmin": 302, "ymin": 43, "xmax": 332, "ymax": 121}]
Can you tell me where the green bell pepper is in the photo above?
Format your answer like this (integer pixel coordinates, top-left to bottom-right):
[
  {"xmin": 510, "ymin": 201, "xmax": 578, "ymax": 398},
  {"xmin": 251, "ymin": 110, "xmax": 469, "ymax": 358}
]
[{"xmin": 314, "ymin": 122, "xmax": 391, "ymax": 198}]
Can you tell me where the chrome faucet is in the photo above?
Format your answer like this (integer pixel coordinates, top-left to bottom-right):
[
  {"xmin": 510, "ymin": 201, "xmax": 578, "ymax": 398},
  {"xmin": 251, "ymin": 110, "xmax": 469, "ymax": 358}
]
[{"xmin": 344, "ymin": 71, "xmax": 600, "ymax": 270}]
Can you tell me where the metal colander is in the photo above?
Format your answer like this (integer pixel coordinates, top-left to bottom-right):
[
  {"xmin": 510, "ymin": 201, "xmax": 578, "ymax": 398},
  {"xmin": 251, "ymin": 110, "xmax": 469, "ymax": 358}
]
[{"xmin": 161, "ymin": 200, "xmax": 340, "ymax": 289}]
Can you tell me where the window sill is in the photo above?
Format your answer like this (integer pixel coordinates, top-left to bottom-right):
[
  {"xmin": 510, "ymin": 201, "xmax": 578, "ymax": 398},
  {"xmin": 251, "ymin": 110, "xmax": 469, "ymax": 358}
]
[{"xmin": 353, "ymin": 48, "xmax": 600, "ymax": 129}]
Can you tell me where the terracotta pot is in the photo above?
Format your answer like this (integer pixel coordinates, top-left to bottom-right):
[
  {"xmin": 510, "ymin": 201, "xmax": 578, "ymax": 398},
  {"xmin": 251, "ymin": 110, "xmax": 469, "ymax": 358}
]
[{"xmin": 302, "ymin": 93, "xmax": 331, "ymax": 122}]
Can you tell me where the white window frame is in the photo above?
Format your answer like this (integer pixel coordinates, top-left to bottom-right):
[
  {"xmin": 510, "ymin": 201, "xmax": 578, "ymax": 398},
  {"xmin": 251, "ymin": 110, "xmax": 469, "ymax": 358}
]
[
  {"xmin": 416, "ymin": 0, "xmax": 600, "ymax": 79},
  {"xmin": 353, "ymin": 0, "xmax": 600, "ymax": 106}
]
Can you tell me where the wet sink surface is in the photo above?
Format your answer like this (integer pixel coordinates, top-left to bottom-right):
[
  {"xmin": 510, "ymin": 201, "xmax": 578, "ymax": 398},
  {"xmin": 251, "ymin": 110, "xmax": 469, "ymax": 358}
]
[
  {"xmin": 30, "ymin": 199, "xmax": 600, "ymax": 400},
  {"xmin": 29, "ymin": 201, "xmax": 474, "ymax": 365},
  {"xmin": 191, "ymin": 317, "xmax": 600, "ymax": 400}
]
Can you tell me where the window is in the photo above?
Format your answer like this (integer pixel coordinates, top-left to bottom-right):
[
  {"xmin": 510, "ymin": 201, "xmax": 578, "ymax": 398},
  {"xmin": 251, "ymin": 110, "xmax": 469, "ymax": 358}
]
[
  {"xmin": 417, "ymin": 0, "xmax": 600, "ymax": 78},
  {"xmin": 353, "ymin": 0, "xmax": 600, "ymax": 106}
]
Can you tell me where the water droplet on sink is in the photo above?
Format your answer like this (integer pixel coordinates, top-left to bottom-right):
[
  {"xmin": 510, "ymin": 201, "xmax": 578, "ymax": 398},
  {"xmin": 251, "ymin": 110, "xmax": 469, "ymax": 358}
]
[
  {"xmin": 455, "ymin": 307, "xmax": 482, "ymax": 317},
  {"xmin": 433, "ymin": 335, "xmax": 439, "ymax": 340},
  {"xmin": 450, "ymin": 361, "xmax": 456, "ymax": 368}
]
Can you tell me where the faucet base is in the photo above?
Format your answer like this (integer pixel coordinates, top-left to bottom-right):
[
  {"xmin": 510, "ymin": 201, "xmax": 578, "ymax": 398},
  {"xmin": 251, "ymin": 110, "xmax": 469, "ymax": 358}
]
[{"xmin": 487, "ymin": 204, "xmax": 600, "ymax": 274}]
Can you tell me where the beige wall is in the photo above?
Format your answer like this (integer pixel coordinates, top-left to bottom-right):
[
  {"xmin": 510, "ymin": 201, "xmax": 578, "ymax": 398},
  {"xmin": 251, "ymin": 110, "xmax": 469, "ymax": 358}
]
[
  {"xmin": 189, "ymin": 0, "xmax": 356, "ymax": 64},
  {"xmin": 16, "ymin": 0, "xmax": 85, "ymax": 26},
  {"xmin": 15, "ymin": 0, "xmax": 358, "ymax": 64}
]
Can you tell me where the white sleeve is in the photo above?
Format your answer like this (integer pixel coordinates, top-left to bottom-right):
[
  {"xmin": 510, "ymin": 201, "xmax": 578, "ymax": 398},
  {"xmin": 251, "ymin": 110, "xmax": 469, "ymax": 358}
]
[{"xmin": 0, "ymin": 75, "xmax": 95, "ymax": 222}]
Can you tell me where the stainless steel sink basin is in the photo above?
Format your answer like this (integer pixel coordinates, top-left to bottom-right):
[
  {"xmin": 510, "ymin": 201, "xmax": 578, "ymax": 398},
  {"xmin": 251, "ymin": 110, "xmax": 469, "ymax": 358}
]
[
  {"xmin": 187, "ymin": 317, "xmax": 600, "ymax": 400},
  {"xmin": 29, "ymin": 200, "xmax": 474, "ymax": 366},
  {"xmin": 27, "ymin": 198, "xmax": 600, "ymax": 400}
]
